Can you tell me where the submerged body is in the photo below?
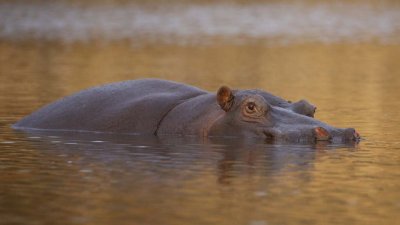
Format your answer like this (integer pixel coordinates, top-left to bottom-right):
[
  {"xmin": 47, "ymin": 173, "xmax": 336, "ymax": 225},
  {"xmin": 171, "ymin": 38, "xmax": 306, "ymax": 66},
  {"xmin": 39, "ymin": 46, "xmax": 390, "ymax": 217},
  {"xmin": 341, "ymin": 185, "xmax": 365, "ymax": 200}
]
[{"xmin": 13, "ymin": 79, "xmax": 359, "ymax": 143}]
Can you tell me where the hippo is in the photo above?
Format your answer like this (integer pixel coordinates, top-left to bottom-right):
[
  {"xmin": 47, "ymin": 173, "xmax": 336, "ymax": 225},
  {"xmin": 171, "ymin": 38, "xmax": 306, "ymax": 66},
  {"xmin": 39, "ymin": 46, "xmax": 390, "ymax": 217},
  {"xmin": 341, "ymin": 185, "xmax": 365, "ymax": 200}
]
[{"xmin": 13, "ymin": 79, "xmax": 359, "ymax": 143}]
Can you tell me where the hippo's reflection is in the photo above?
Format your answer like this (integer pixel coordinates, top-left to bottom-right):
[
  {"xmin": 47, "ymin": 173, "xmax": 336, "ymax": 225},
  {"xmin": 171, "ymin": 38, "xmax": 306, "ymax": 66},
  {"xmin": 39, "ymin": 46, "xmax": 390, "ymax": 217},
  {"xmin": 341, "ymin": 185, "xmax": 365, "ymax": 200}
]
[{"xmin": 14, "ymin": 130, "xmax": 357, "ymax": 185}]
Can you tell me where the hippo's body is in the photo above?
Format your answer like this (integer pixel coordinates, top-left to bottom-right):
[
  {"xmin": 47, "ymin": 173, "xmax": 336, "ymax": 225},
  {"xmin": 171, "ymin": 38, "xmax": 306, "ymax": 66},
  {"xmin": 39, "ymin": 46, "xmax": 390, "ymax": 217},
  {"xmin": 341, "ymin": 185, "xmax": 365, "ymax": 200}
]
[{"xmin": 13, "ymin": 79, "xmax": 358, "ymax": 143}]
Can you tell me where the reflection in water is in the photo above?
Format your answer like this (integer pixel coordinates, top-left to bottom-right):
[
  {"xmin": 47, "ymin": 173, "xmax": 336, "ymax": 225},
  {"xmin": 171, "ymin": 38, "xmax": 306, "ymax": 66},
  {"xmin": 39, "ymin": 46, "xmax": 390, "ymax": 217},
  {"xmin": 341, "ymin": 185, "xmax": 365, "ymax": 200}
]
[
  {"xmin": 2, "ymin": 130, "xmax": 360, "ymax": 225},
  {"xmin": 1, "ymin": 1, "xmax": 400, "ymax": 225}
]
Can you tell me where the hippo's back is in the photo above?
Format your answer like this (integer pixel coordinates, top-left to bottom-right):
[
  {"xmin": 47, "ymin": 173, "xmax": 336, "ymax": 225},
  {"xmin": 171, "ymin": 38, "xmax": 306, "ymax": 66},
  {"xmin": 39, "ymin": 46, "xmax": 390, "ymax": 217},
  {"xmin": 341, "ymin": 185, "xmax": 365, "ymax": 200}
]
[{"xmin": 13, "ymin": 79, "xmax": 207, "ymax": 134}]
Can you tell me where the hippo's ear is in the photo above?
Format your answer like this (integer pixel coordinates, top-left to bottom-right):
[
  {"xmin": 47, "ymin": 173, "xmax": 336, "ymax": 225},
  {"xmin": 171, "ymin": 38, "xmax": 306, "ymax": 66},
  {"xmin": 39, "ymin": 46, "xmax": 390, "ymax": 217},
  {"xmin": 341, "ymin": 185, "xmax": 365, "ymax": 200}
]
[{"xmin": 217, "ymin": 86, "xmax": 235, "ymax": 112}]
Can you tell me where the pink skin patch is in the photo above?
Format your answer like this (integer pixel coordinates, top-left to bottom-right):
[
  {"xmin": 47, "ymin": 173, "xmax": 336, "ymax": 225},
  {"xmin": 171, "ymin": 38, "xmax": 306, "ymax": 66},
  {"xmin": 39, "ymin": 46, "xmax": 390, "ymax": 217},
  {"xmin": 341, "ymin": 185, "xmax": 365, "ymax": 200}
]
[
  {"xmin": 354, "ymin": 131, "xmax": 360, "ymax": 139},
  {"xmin": 314, "ymin": 127, "xmax": 331, "ymax": 141}
]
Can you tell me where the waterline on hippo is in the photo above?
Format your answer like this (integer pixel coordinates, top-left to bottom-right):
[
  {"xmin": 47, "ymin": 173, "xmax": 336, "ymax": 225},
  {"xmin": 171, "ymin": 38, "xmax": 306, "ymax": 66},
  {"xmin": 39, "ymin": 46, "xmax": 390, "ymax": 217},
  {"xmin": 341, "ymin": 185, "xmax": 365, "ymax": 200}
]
[{"xmin": 12, "ymin": 79, "xmax": 360, "ymax": 144}]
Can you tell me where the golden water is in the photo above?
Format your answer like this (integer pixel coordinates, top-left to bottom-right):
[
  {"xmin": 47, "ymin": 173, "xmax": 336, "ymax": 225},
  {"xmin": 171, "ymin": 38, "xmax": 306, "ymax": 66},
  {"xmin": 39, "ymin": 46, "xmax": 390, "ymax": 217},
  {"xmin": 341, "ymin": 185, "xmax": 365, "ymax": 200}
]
[{"xmin": 1, "ymin": 1, "xmax": 400, "ymax": 225}]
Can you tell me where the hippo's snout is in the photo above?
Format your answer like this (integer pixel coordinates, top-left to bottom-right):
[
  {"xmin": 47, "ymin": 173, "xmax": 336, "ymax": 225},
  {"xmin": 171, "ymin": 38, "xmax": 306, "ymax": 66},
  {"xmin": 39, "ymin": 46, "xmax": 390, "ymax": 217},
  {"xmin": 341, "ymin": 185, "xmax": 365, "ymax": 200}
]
[
  {"xmin": 343, "ymin": 128, "xmax": 360, "ymax": 141},
  {"xmin": 263, "ymin": 126, "xmax": 360, "ymax": 143},
  {"xmin": 314, "ymin": 127, "xmax": 331, "ymax": 141},
  {"xmin": 313, "ymin": 127, "xmax": 360, "ymax": 142}
]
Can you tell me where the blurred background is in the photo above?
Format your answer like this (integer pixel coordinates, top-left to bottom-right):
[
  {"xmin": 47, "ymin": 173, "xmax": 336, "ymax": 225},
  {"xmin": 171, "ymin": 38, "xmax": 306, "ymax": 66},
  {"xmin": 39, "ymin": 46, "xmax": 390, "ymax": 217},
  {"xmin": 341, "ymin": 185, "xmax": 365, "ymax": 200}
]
[{"xmin": 1, "ymin": 1, "xmax": 400, "ymax": 225}]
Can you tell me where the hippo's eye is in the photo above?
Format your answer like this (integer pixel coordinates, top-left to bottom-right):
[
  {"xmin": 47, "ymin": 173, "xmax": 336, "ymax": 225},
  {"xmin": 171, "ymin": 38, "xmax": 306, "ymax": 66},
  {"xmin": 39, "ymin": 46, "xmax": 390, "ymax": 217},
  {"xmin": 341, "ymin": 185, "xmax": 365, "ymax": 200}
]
[
  {"xmin": 242, "ymin": 98, "xmax": 267, "ymax": 120},
  {"xmin": 246, "ymin": 102, "xmax": 257, "ymax": 114},
  {"xmin": 246, "ymin": 102, "xmax": 256, "ymax": 112}
]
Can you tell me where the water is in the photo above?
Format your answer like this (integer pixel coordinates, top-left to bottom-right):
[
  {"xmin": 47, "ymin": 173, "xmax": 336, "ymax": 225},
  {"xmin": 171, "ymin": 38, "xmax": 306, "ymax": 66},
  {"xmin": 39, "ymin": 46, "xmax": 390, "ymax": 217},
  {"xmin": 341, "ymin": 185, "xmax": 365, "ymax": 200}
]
[
  {"xmin": 1, "ymin": 1, "xmax": 400, "ymax": 225},
  {"xmin": 1, "ymin": 2, "xmax": 400, "ymax": 44}
]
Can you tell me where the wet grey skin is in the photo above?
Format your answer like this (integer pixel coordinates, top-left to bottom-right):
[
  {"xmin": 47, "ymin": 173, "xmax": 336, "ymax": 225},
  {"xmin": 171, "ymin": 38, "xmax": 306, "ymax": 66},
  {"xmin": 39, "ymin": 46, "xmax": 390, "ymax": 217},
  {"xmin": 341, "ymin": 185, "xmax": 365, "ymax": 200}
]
[
  {"xmin": 245, "ymin": 90, "xmax": 317, "ymax": 118},
  {"xmin": 13, "ymin": 79, "xmax": 359, "ymax": 143}
]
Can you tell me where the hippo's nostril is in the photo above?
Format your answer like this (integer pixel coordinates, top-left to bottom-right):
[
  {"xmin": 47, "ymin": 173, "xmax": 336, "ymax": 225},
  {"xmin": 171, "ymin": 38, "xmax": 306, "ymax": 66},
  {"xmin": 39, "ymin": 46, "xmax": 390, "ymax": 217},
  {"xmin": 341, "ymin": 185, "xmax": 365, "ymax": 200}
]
[
  {"xmin": 354, "ymin": 131, "xmax": 360, "ymax": 140},
  {"xmin": 344, "ymin": 128, "xmax": 360, "ymax": 141},
  {"xmin": 314, "ymin": 127, "xmax": 331, "ymax": 141}
]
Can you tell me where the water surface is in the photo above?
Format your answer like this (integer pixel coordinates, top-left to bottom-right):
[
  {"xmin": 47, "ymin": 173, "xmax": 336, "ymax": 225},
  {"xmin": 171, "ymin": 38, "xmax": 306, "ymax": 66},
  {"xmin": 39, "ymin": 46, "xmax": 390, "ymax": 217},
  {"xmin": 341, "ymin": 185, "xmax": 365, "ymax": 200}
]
[{"xmin": 1, "ymin": 1, "xmax": 400, "ymax": 225}]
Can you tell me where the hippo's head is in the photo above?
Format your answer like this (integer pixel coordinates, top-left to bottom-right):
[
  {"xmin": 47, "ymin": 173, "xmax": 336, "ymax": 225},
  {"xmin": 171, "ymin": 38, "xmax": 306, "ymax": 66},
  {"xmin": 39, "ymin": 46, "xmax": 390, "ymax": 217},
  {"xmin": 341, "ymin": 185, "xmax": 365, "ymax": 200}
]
[
  {"xmin": 289, "ymin": 99, "xmax": 317, "ymax": 118},
  {"xmin": 209, "ymin": 86, "xmax": 360, "ymax": 143}
]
